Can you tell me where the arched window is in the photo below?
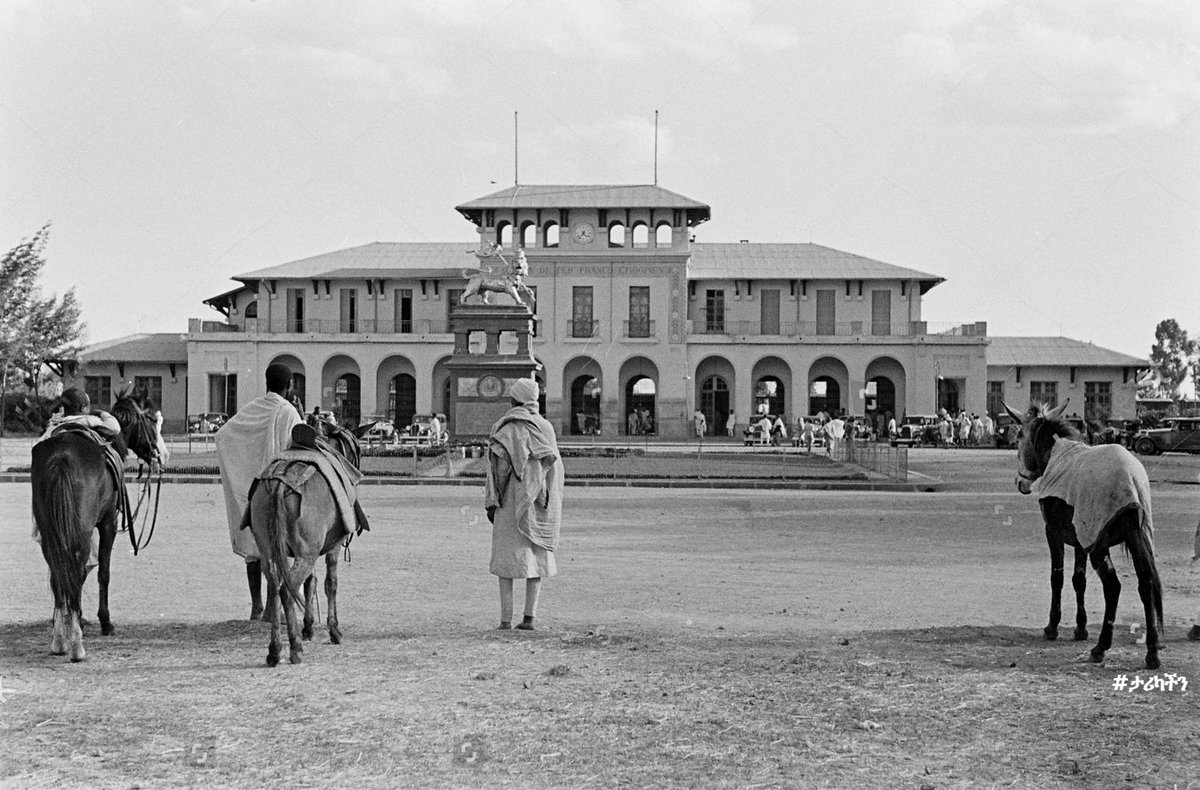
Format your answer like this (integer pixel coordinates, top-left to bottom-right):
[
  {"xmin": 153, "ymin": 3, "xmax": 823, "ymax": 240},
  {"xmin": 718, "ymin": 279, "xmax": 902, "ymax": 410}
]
[
  {"xmin": 655, "ymin": 222, "xmax": 673, "ymax": 248},
  {"xmin": 632, "ymin": 222, "xmax": 649, "ymax": 249},
  {"xmin": 543, "ymin": 221, "xmax": 560, "ymax": 248},
  {"xmin": 608, "ymin": 222, "xmax": 625, "ymax": 248},
  {"xmin": 244, "ymin": 299, "xmax": 258, "ymax": 319},
  {"xmin": 497, "ymin": 221, "xmax": 513, "ymax": 248},
  {"xmin": 521, "ymin": 221, "xmax": 537, "ymax": 248}
]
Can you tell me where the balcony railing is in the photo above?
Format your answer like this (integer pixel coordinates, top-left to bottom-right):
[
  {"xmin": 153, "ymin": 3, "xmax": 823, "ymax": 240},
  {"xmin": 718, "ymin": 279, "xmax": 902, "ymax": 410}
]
[
  {"xmin": 568, "ymin": 320, "xmax": 600, "ymax": 339},
  {"xmin": 623, "ymin": 319, "xmax": 655, "ymax": 339},
  {"xmin": 189, "ymin": 318, "xmax": 452, "ymax": 335},
  {"xmin": 688, "ymin": 319, "xmax": 987, "ymax": 338}
]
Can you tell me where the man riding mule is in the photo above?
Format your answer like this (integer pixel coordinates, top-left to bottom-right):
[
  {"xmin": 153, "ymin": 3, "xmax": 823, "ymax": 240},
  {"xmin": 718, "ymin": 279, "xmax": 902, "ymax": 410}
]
[
  {"xmin": 1007, "ymin": 400, "xmax": 1164, "ymax": 669},
  {"xmin": 30, "ymin": 389, "xmax": 163, "ymax": 661},
  {"xmin": 461, "ymin": 242, "xmax": 535, "ymax": 306}
]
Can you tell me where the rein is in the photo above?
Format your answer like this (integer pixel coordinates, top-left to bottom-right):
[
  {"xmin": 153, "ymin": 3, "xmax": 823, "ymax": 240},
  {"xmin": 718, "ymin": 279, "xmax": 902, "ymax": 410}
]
[{"xmin": 126, "ymin": 462, "xmax": 163, "ymax": 555}]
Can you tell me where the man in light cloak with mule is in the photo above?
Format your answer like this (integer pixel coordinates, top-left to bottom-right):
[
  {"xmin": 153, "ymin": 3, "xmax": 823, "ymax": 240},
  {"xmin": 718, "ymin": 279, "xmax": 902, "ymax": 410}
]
[
  {"xmin": 216, "ymin": 363, "xmax": 302, "ymax": 620},
  {"xmin": 484, "ymin": 378, "xmax": 564, "ymax": 631}
]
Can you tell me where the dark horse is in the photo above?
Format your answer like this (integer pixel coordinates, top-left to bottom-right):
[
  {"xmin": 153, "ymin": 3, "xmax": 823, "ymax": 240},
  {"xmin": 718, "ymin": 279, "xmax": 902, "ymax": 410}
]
[
  {"xmin": 248, "ymin": 423, "xmax": 364, "ymax": 666},
  {"xmin": 1006, "ymin": 400, "xmax": 1163, "ymax": 669},
  {"xmin": 30, "ymin": 394, "xmax": 162, "ymax": 661}
]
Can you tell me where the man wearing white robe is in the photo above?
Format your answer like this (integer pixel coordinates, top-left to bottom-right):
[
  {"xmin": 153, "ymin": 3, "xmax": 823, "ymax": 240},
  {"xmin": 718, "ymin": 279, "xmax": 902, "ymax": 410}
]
[
  {"xmin": 215, "ymin": 364, "xmax": 302, "ymax": 619},
  {"xmin": 484, "ymin": 378, "xmax": 564, "ymax": 631}
]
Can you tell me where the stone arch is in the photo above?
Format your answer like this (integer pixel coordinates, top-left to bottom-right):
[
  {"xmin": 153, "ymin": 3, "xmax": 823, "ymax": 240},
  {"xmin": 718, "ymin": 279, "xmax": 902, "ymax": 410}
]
[
  {"xmin": 322, "ymin": 354, "xmax": 361, "ymax": 428},
  {"xmin": 496, "ymin": 221, "xmax": 513, "ymax": 248},
  {"xmin": 631, "ymin": 221, "xmax": 650, "ymax": 249},
  {"xmin": 865, "ymin": 355, "xmax": 907, "ymax": 428},
  {"xmin": 563, "ymin": 355, "xmax": 603, "ymax": 435},
  {"xmin": 608, "ymin": 221, "xmax": 625, "ymax": 248},
  {"xmin": 543, "ymin": 221, "xmax": 560, "ymax": 248},
  {"xmin": 619, "ymin": 356, "xmax": 659, "ymax": 435},
  {"xmin": 654, "ymin": 221, "xmax": 673, "ymax": 248},
  {"xmin": 520, "ymin": 220, "xmax": 536, "ymax": 248},
  {"xmin": 694, "ymin": 355, "xmax": 735, "ymax": 436},
  {"xmin": 268, "ymin": 353, "xmax": 306, "ymax": 410},
  {"xmin": 752, "ymin": 356, "xmax": 792, "ymax": 420},
  {"xmin": 808, "ymin": 356, "xmax": 849, "ymax": 417},
  {"xmin": 377, "ymin": 354, "xmax": 417, "ymax": 428},
  {"xmin": 432, "ymin": 355, "xmax": 453, "ymax": 433}
]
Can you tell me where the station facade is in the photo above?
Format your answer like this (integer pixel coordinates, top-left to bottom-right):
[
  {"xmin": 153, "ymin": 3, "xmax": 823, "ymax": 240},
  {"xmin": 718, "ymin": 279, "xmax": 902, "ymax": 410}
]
[{"xmin": 67, "ymin": 184, "xmax": 1147, "ymax": 438}]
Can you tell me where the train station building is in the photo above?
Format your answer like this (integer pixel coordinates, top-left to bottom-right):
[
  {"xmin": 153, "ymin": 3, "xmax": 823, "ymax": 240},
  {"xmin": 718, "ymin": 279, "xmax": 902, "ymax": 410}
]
[{"xmin": 67, "ymin": 184, "xmax": 1148, "ymax": 437}]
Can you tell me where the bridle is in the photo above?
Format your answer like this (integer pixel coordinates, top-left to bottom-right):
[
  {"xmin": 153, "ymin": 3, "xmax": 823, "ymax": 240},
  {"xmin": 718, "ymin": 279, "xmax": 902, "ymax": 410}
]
[
  {"xmin": 1016, "ymin": 418, "xmax": 1048, "ymax": 484},
  {"xmin": 114, "ymin": 400, "xmax": 163, "ymax": 555}
]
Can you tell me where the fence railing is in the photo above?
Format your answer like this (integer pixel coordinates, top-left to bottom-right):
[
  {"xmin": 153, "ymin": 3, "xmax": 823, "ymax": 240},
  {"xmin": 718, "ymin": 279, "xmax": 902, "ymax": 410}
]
[{"xmin": 828, "ymin": 436, "xmax": 908, "ymax": 481}]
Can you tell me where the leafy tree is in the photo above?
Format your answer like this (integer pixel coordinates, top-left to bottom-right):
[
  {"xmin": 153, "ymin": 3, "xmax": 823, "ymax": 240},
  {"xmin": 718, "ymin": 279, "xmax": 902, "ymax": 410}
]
[
  {"xmin": 1147, "ymin": 318, "xmax": 1197, "ymax": 402},
  {"xmin": 0, "ymin": 224, "xmax": 87, "ymax": 433}
]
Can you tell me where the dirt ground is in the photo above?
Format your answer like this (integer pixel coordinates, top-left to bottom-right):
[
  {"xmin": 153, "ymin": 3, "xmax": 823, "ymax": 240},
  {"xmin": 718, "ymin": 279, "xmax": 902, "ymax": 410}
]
[{"xmin": 2, "ymin": 453, "xmax": 1199, "ymax": 788}]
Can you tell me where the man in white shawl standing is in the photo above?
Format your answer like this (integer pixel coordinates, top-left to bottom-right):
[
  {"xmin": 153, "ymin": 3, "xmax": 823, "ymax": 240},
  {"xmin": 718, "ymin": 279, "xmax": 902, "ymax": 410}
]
[
  {"xmin": 484, "ymin": 377, "xmax": 564, "ymax": 631},
  {"xmin": 215, "ymin": 364, "xmax": 302, "ymax": 620}
]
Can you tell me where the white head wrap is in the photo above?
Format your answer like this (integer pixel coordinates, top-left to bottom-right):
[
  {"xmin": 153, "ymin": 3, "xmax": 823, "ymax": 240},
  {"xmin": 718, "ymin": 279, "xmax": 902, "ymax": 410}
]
[{"xmin": 509, "ymin": 377, "xmax": 539, "ymax": 406}]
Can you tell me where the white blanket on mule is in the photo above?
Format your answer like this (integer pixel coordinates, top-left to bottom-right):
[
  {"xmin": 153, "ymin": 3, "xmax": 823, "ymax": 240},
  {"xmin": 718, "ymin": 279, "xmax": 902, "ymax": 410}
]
[{"xmin": 1032, "ymin": 438, "xmax": 1152, "ymax": 550}]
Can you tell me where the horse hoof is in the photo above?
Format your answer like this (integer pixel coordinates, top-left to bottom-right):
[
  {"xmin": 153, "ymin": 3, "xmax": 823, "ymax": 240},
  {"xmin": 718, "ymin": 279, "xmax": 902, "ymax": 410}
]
[
  {"xmin": 329, "ymin": 630, "xmax": 342, "ymax": 645},
  {"xmin": 1043, "ymin": 627, "xmax": 1058, "ymax": 641},
  {"xmin": 1089, "ymin": 648, "xmax": 1106, "ymax": 664},
  {"xmin": 266, "ymin": 652, "xmax": 280, "ymax": 667},
  {"xmin": 1145, "ymin": 654, "xmax": 1161, "ymax": 670},
  {"xmin": 1073, "ymin": 628, "xmax": 1088, "ymax": 641},
  {"xmin": 1188, "ymin": 625, "xmax": 1200, "ymax": 641},
  {"xmin": 289, "ymin": 652, "xmax": 302, "ymax": 665},
  {"xmin": 101, "ymin": 623, "xmax": 114, "ymax": 636},
  {"xmin": 249, "ymin": 608, "xmax": 263, "ymax": 622}
]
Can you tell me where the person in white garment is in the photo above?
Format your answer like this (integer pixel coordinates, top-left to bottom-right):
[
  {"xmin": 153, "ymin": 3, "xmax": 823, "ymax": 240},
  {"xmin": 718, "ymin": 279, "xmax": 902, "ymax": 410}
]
[
  {"xmin": 215, "ymin": 364, "xmax": 302, "ymax": 620},
  {"xmin": 484, "ymin": 378, "xmax": 564, "ymax": 631}
]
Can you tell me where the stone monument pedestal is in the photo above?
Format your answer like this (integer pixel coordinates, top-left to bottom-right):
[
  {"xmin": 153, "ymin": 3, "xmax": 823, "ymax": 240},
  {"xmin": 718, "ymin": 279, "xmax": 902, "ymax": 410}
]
[{"xmin": 445, "ymin": 302, "xmax": 539, "ymax": 441}]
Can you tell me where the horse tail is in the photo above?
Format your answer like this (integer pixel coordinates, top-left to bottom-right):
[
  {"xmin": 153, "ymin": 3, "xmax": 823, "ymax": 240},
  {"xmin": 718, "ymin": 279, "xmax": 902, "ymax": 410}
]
[
  {"xmin": 268, "ymin": 482, "xmax": 303, "ymax": 609},
  {"xmin": 37, "ymin": 454, "xmax": 88, "ymax": 610}
]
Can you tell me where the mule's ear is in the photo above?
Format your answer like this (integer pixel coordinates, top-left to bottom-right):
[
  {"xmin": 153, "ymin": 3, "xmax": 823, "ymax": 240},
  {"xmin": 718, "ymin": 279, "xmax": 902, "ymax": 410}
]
[
  {"xmin": 1047, "ymin": 399, "xmax": 1068, "ymax": 419},
  {"xmin": 1002, "ymin": 402, "xmax": 1025, "ymax": 423}
]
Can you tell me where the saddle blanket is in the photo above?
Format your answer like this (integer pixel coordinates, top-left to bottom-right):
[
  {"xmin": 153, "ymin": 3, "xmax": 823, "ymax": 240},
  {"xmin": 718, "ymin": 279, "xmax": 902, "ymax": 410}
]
[
  {"xmin": 1032, "ymin": 438, "xmax": 1152, "ymax": 550},
  {"xmin": 240, "ymin": 445, "xmax": 367, "ymax": 538}
]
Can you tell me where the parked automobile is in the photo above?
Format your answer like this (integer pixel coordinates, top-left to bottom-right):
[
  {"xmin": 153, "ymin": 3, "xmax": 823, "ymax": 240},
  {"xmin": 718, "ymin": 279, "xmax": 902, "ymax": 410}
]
[
  {"xmin": 992, "ymin": 414, "xmax": 1021, "ymax": 448},
  {"xmin": 187, "ymin": 412, "xmax": 228, "ymax": 434},
  {"xmin": 398, "ymin": 413, "xmax": 449, "ymax": 447},
  {"xmin": 1131, "ymin": 416, "xmax": 1200, "ymax": 455},
  {"xmin": 355, "ymin": 419, "xmax": 397, "ymax": 443},
  {"xmin": 892, "ymin": 415, "xmax": 938, "ymax": 447}
]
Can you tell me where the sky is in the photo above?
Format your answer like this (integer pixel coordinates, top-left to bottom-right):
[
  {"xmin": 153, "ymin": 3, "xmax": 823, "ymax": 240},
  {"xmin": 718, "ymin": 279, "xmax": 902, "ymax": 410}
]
[{"xmin": 2, "ymin": 0, "xmax": 1198, "ymax": 362}]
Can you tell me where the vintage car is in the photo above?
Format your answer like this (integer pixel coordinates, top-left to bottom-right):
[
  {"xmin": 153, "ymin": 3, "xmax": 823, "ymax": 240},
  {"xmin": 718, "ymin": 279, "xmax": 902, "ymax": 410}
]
[
  {"xmin": 992, "ymin": 413, "xmax": 1020, "ymax": 448},
  {"xmin": 186, "ymin": 412, "xmax": 228, "ymax": 434},
  {"xmin": 891, "ymin": 415, "xmax": 939, "ymax": 447},
  {"xmin": 1131, "ymin": 416, "xmax": 1200, "ymax": 455},
  {"xmin": 398, "ymin": 413, "xmax": 450, "ymax": 447},
  {"xmin": 355, "ymin": 418, "xmax": 397, "ymax": 444}
]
